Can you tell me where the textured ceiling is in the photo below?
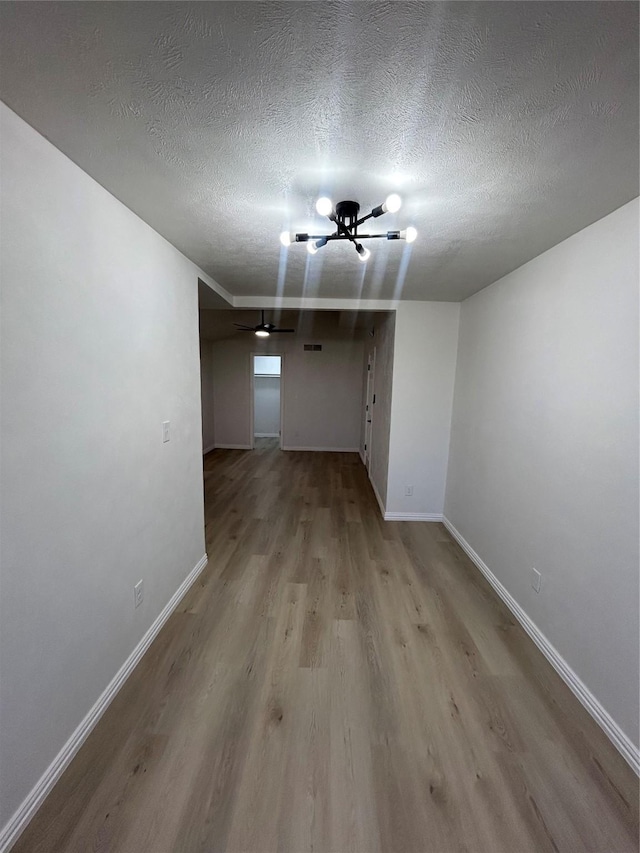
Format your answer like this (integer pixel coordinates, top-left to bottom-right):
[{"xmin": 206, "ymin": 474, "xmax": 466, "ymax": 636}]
[{"xmin": 1, "ymin": 2, "xmax": 638, "ymax": 302}]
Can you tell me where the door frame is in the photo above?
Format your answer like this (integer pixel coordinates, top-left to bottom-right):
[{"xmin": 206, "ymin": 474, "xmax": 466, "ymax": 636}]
[
  {"xmin": 250, "ymin": 352, "xmax": 284, "ymax": 450},
  {"xmin": 363, "ymin": 347, "xmax": 376, "ymax": 472}
]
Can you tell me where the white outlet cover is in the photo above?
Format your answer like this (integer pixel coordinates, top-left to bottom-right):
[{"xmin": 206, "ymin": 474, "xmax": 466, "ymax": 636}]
[
  {"xmin": 162, "ymin": 421, "xmax": 170, "ymax": 443},
  {"xmin": 134, "ymin": 579, "xmax": 144, "ymax": 607}
]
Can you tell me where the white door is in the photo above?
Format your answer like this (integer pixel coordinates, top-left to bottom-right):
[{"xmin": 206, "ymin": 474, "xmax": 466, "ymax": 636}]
[{"xmin": 364, "ymin": 348, "xmax": 376, "ymax": 470}]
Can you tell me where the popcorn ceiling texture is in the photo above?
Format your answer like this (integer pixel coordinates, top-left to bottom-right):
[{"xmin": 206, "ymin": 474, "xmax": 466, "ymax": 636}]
[{"xmin": 0, "ymin": 1, "xmax": 637, "ymax": 301}]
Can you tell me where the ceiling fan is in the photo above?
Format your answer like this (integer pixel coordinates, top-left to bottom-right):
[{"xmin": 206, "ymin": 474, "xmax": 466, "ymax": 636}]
[{"xmin": 234, "ymin": 310, "xmax": 295, "ymax": 338}]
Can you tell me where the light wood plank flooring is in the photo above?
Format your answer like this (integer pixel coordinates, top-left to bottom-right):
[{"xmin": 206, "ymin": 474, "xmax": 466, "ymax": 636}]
[{"xmin": 14, "ymin": 440, "xmax": 639, "ymax": 852}]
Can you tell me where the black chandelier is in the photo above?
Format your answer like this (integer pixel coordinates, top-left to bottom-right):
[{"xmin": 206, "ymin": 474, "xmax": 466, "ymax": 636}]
[{"xmin": 280, "ymin": 195, "xmax": 417, "ymax": 262}]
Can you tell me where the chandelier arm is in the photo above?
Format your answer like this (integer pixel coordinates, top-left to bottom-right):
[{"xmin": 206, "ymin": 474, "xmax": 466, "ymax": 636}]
[
  {"xmin": 355, "ymin": 211, "xmax": 376, "ymax": 228},
  {"xmin": 306, "ymin": 233, "xmax": 389, "ymax": 241}
]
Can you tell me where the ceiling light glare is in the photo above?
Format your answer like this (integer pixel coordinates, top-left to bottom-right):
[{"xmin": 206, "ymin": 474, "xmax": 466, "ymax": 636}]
[
  {"xmin": 356, "ymin": 244, "xmax": 371, "ymax": 262},
  {"xmin": 401, "ymin": 226, "xmax": 417, "ymax": 243},
  {"xmin": 383, "ymin": 193, "xmax": 402, "ymax": 214},
  {"xmin": 307, "ymin": 240, "xmax": 319, "ymax": 255},
  {"xmin": 315, "ymin": 197, "xmax": 334, "ymax": 217},
  {"xmin": 255, "ymin": 329, "xmax": 270, "ymax": 338},
  {"xmin": 279, "ymin": 231, "xmax": 292, "ymax": 247},
  {"xmin": 387, "ymin": 169, "xmax": 411, "ymax": 186}
]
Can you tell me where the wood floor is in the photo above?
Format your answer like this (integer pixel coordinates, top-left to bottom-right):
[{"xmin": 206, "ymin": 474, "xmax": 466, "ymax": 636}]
[{"xmin": 14, "ymin": 440, "xmax": 639, "ymax": 852}]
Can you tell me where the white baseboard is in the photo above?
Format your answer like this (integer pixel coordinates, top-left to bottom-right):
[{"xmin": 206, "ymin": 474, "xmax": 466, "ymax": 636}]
[
  {"xmin": 0, "ymin": 554, "xmax": 209, "ymax": 853},
  {"xmin": 202, "ymin": 443, "xmax": 216, "ymax": 455},
  {"xmin": 214, "ymin": 444, "xmax": 252, "ymax": 450},
  {"xmin": 384, "ymin": 511, "xmax": 444, "ymax": 522},
  {"xmin": 442, "ymin": 516, "xmax": 640, "ymax": 776},
  {"xmin": 359, "ymin": 449, "xmax": 366, "ymax": 466},
  {"xmin": 369, "ymin": 477, "xmax": 387, "ymax": 519},
  {"xmin": 281, "ymin": 446, "xmax": 360, "ymax": 453},
  {"xmin": 254, "ymin": 433, "xmax": 279, "ymax": 438},
  {"xmin": 362, "ymin": 459, "xmax": 442, "ymax": 524}
]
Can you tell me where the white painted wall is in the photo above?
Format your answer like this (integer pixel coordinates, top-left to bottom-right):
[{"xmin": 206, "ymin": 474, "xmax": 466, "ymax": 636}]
[
  {"xmin": 211, "ymin": 334, "xmax": 364, "ymax": 451},
  {"xmin": 254, "ymin": 376, "xmax": 281, "ymax": 436},
  {"xmin": 284, "ymin": 340, "xmax": 363, "ymax": 451},
  {"xmin": 211, "ymin": 341, "xmax": 252, "ymax": 448},
  {"xmin": 0, "ymin": 104, "xmax": 208, "ymax": 838},
  {"xmin": 445, "ymin": 198, "xmax": 640, "ymax": 752},
  {"xmin": 385, "ymin": 303, "xmax": 460, "ymax": 517},
  {"xmin": 200, "ymin": 339, "xmax": 215, "ymax": 453}
]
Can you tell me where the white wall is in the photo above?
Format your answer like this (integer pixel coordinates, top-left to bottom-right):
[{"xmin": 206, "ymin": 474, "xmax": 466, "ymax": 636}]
[
  {"xmin": 200, "ymin": 339, "xmax": 215, "ymax": 452},
  {"xmin": 0, "ymin": 103, "xmax": 208, "ymax": 838},
  {"xmin": 211, "ymin": 333, "xmax": 364, "ymax": 451},
  {"xmin": 445, "ymin": 198, "xmax": 640, "ymax": 752},
  {"xmin": 284, "ymin": 339, "xmax": 363, "ymax": 451},
  {"xmin": 211, "ymin": 339, "xmax": 252, "ymax": 448},
  {"xmin": 385, "ymin": 303, "xmax": 460, "ymax": 517},
  {"xmin": 254, "ymin": 376, "xmax": 280, "ymax": 436}
]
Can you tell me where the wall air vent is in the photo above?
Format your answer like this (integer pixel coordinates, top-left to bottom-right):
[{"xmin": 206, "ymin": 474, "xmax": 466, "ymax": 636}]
[{"xmin": 303, "ymin": 344, "xmax": 322, "ymax": 351}]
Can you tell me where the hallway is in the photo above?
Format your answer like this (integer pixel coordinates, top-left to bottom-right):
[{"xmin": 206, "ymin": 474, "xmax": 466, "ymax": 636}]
[{"xmin": 14, "ymin": 441, "xmax": 638, "ymax": 852}]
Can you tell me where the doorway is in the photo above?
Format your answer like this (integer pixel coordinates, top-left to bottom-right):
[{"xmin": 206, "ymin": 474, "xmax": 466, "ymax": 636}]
[
  {"xmin": 252, "ymin": 354, "xmax": 282, "ymax": 448},
  {"xmin": 363, "ymin": 347, "xmax": 376, "ymax": 471}
]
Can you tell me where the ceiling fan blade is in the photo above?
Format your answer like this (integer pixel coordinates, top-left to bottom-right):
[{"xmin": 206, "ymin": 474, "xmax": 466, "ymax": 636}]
[
  {"xmin": 234, "ymin": 324, "xmax": 255, "ymax": 330},
  {"xmin": 272, "ymin": 328, "xmax": 295, "ymax": 333}
]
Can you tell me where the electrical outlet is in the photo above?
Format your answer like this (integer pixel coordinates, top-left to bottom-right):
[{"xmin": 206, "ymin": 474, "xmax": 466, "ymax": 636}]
[
  {"xmin": 405, "ymin": 485, "xmax": 414, "ymax": 496},
  {"xmin": 531, "ymin": 568, "xmax": 542, "ymax": 593},
  {"xmin": 162, "ymin": 421, "xmax": 170, "ymax": 443},
  {"xmin": 134, "ymin": 579, "xmax": 144, "ymax": 608}
]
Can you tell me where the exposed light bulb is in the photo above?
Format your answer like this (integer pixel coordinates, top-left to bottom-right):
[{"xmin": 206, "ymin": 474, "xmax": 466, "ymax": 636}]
[
  {"xmin": 356, "ymin": 244, "xmax": 371, "ymax": 262},
  {"xmin": 255, "ymin": 329, "xmax": 270, "ymax": 338},
  {"xmin": 402, "ymin": 226, "xmax": 417, "ymax": 243},
  {"xmin": 383, "ymin": 193, "xmax": 402, "ymax": 214},
  {"xmin": 307, "ymin": 240, "xmax": 319, "ymax": 255},
  {"xmin": 279, "ymin": 231, "xmax": 292, "ymax": 247},
  {"xmin": 315, "ymin": 197, "xmax": 333, "ymax": 217}
]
